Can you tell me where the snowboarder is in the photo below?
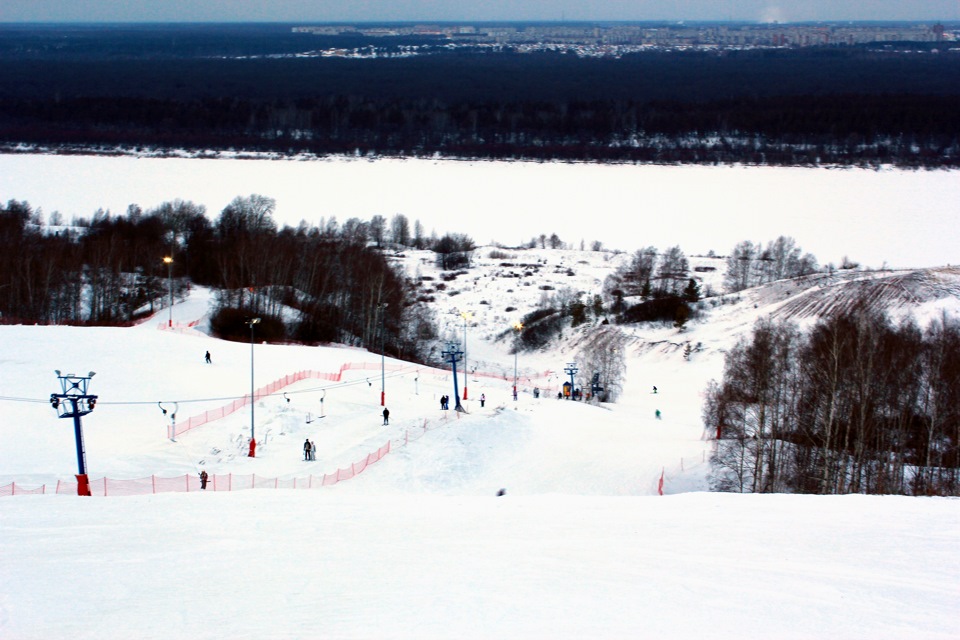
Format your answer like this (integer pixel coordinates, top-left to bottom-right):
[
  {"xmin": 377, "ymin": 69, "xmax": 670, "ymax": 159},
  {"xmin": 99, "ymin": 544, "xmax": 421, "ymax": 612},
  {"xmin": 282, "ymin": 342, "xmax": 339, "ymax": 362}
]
[
  {"xmin": 204, "ymin": 350, "xmax": 211, "ymax": 364},
  {"xmin": 382, "ymin": 407, "xmax": 390, "ymax": 425},
  {"xmin": 199, "ymin": 470, "xmax": 208, "ymax": 490},
  {"xmin": 480, "ymin": 393, "xmax": 486, "ymax": 408},
  {"xmin": 303, "ymin": 438, "xmax": 311, "ymax": 461}
]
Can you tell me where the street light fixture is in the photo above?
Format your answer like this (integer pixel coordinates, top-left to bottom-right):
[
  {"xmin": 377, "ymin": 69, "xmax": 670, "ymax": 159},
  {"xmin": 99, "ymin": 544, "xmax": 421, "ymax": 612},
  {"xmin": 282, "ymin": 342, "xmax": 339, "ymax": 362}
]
[
  {"xmin": 513, "ymin": 321, "xmax": 524, "ymax": 401},
  {"xmin": 460, "ymin": 310, "xmax": 473, "ymax": 400},
  {"xmin": 163, "ymin": 256, "xmax": 173, "ymax": 327},
  {"xmin": 247, "ymin": 317, "xmax": 261, "ymax": 456}
]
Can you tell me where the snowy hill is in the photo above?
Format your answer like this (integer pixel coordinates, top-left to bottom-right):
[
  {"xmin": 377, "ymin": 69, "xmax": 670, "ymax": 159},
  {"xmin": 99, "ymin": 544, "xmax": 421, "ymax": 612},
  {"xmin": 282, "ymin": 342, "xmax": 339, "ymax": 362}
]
[
  {"xmin": 1, "ymin": 248, "xmax": 958, "ymax": 639},
  {"xmin": 2, "ymin": 246, "xmax": 957, "ymax": 492}
]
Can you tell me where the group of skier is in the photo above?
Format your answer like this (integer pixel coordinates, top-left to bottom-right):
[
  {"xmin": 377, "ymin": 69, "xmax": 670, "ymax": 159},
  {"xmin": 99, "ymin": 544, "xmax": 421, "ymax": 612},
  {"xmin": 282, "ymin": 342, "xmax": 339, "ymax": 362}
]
[{"xmin": 302, "ymin": 438, "xmax": 317, "ymax": 461}]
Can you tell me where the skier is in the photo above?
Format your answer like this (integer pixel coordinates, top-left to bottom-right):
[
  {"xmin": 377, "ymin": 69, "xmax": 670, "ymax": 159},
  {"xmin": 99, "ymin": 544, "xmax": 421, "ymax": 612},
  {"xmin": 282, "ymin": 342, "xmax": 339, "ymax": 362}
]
[
  {"xmin": 204, "ymin": 350, "xmax": 211, "ymax": 364},
  {"xmin": 199, "ymin": 470, "xmax": 208, "ymax": 490},
  {"xmin": 310, "ymin": 440, "xmax": 316, "ymax": 461},
  {"xmin": 382, "ymin": 407, "xmax": 390, "ymax": 425},
  {"xmin": 303, "ymin": 438, "xmax": 311, "ymax": 461},
  {"xmin": 480, "ymin": 393, "xmax": 486, "ymax": 408},
  {"xmin": 655, "ymin": 409, "xmax": 661, "ymax": 420},
  {"xmin": 653, "ymin": 386, "xmax": 658, "ymax": 394}
]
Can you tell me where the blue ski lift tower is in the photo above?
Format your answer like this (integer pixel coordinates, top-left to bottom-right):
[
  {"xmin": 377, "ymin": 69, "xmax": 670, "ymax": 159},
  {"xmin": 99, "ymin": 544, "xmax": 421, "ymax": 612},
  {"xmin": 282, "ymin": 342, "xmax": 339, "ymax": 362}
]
[{"xmin": 50, "ymin": 371, "xmax": 98, "ymax": 496}]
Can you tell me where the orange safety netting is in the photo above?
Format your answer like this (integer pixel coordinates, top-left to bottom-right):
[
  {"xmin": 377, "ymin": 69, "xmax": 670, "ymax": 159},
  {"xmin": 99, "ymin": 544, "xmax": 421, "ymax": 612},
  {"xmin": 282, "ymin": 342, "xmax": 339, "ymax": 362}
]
[
  {"xmin": 1, "ymin": 442, "xmax": 391, "ymax": 497},
  {"xmin": 168, "ymin": 363, "xmax": 554, "ymax": 439}
]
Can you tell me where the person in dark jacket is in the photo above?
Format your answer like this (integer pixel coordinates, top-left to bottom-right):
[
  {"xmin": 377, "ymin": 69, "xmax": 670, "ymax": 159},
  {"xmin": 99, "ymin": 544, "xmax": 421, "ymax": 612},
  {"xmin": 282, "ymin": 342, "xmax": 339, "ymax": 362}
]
[{"xmin": 382, "ymin": 407, "xmax": 390, "ymax": 425}]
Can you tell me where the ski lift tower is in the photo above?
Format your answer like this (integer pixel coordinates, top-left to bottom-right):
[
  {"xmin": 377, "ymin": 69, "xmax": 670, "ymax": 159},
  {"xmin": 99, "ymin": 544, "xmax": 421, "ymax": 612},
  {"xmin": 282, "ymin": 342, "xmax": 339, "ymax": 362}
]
[
  {"xmin": 564, "ymin": 362, "xmax": 578, "ymax": 400},
  {"xmin": 441, "ymin": 342, "xmax": 465, "ymax": 412},
  {"xmin": 590, "ymin": 372, "xmax": 603, "ymax": 402},
  {"xmin": 50, "ymin": 371, "xmax": 98, "ymax": 496}
]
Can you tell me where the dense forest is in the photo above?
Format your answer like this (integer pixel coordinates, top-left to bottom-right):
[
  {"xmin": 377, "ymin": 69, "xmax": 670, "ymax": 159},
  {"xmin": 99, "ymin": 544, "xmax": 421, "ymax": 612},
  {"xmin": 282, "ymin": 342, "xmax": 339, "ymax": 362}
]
[
  {"xmin": 704, "ymin": 312, "xmax": 960, "ymax": 496},
  {"xmin": 0, "ymin": 197, "xmax": 443, "ymax": 363},
  {"xmin": 1, "ymin": 25, "xmax": 959, "ymax": 166}
]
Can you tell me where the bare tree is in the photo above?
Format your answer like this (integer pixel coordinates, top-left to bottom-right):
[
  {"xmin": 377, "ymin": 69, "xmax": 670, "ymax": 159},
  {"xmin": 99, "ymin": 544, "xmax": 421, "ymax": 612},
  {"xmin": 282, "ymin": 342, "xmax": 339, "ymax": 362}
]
[
  {"xmin": 390, "ymin": 213, "xmax": 411, "ymax": 246},
  {"xmin": 368, "ymin": 214, "xmax": 386, "ymax": 248},
  {"xmin": 656, "ymin": 245, "xmax": 689, "ymax": 296},
  {"xmin": 575, "ymin": 325, "xmax": 628, "ymax": 403},
  {"xmin": 412, "ymin": 219, "xmax": 427, "ymax": 249},
  {"xmin": 603, "ymin": 246, "xmax": 656, "ymax": 303},
  {"xmin": 724, "ymin": 240, "xmax": 756, "ymax": 293}
]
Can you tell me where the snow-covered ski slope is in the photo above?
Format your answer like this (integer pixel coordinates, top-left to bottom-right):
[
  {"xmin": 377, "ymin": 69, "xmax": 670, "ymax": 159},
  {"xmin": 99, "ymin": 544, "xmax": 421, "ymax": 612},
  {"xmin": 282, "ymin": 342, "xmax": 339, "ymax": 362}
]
[{"xmin": 2, "ymin": 248, "xmax": 959, "ymax": 639}]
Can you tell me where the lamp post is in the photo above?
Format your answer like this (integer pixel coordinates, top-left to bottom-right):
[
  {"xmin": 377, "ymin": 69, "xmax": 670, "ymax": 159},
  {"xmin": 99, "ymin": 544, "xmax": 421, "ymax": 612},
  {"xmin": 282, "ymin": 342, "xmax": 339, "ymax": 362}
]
[
  {"xmin": 460, "ymin": 310, "xmax": 472, "ymax": 400},
  {"xmin": 247, "ymin": 317, "xmax": 261, "ymax": 456},
  {"xmin": 163, "ymin": 256, "xmax": 173, "ymax": 327},
  {"xmin": 379, "ymin": 302, "xmax": 388, "ymax": 407},
  {"xmin": 513, "ymin": 321, "xmax": 524, "ymax": 401}
]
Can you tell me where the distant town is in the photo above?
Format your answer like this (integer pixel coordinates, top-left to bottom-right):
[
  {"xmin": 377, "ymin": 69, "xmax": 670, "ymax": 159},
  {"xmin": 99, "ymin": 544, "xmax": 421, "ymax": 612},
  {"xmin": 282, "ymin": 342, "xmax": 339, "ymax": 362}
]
[{"xmin": 292, "ymin": 22, "xmax": 958, "ymax": 58}]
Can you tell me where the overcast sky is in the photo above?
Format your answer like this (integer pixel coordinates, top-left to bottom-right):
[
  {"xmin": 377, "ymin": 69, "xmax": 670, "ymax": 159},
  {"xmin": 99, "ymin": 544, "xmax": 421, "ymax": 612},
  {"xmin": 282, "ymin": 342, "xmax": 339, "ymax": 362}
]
[{"xmin": 1, "ymin": 1, "xmax": 958, "ymax": 24}]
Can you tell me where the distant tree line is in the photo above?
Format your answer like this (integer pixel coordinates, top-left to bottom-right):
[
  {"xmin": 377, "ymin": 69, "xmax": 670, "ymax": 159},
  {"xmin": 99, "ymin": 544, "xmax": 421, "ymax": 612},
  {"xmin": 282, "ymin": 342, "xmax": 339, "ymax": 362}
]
[
  {"xmin": 4, "ymin": 92, "xmax": 957, "ymax": 167},
  {"xmin": 1, "ymin": 44, "xmax": 959, "ymax": 167},
  {"xmin": 704, "ymin": 311, "xmax": 960, "ymax": 496},
  {"xmin": 0, "ymin": 198, "xmax": 443, "ymax": 362}
]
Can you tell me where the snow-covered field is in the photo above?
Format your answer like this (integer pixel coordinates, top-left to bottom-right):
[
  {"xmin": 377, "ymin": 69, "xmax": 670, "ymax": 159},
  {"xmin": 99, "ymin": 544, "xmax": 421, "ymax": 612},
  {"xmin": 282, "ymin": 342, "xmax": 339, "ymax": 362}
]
[
  {"xmin": 2, "ymin": 153, "xmax": 959, "ymax": 268},
  {"xmin": 3, "ymin": 230, "xmax": 959, "ymax": 637}
]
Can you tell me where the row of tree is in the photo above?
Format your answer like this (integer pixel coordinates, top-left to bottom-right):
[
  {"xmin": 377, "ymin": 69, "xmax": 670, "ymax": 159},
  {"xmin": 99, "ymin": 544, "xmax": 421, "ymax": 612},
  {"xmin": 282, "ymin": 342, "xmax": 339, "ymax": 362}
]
[
  {"xmin": 7, "ymin": 93, "xmax": 957, "ymax": 167},
  {"xmin": 604, "ymin": 245, "xmax": 695, "ymax": 306},
  {"xmin": 703, "ymin": 311, "xmax": 960, "ymax": 496},
  {"xmin": 0, "ymin": 197, "xmax": 442, "ymax": 362},
  {"xmin": 724, "ymin": 237, "xmax": 820, "ymax": 293}
]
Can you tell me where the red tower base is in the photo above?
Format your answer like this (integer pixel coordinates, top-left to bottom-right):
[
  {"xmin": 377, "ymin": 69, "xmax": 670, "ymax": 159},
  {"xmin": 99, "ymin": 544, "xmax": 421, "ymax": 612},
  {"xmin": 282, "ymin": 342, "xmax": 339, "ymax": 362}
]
[{"xmin": 76, "ymin": 474, "xmax": 92, "ymax": 496}]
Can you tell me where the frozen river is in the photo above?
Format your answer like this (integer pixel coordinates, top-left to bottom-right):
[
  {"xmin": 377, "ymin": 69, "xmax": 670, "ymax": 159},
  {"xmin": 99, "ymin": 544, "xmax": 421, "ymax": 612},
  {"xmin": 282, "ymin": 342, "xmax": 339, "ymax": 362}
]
[{"xmin": 1, "ymin": 152, "xmax": 956, "ymax": 268}]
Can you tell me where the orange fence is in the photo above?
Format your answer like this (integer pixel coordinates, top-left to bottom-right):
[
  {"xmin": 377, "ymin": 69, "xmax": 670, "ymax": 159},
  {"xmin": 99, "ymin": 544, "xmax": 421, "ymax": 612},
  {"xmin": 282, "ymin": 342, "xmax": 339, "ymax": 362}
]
[
  {"xmin": 1, "ymin": 442, "xmax": 391, "ymax": 497},
  {"xmin": 2, "ymin": 362, "xmax": 560, "ymax": 498},
  {"xmin": 170, "ymin": 362, "xmax": 553, "ymax": 439},
  {"xmin": 170, "ymin": 363, "xmax": 408, "ymax": 439}
]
